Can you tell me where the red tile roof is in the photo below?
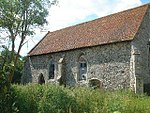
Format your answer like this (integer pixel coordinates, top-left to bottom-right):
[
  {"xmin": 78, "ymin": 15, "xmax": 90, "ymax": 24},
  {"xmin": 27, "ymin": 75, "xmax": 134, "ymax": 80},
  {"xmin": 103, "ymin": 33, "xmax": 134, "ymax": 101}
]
[{"xmin": 29, "ymin": 4, "xmax": 149, "ymax": 56}]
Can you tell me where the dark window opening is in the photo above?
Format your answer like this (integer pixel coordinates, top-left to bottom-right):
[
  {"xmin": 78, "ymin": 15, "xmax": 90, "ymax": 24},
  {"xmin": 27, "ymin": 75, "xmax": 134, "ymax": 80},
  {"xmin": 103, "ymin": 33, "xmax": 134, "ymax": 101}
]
[
  {"xmin": 49, "ymin": 63, "xmax": 55, "ymax": 79},
  {"xmin": 38, "ymin": 73, "xmax": 45, "ymax": 85},
  {"xmin": 80, "ymin": 62, "xmax": 87, "ymax": 68},
  {"xmin": 144, "ymin": 83, "xmax": 150, "ymax": 96}
]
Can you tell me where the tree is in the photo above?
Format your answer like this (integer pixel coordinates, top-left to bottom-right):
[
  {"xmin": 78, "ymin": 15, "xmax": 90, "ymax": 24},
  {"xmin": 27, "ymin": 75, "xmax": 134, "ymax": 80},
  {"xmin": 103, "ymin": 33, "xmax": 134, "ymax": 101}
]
[
  {"xmin": 0, "ymin": 0, "xmax": 57, "ymax": 82},
  {"xmin": 0, "ymin": 46, "xmax": 25, "ymax": 83}
]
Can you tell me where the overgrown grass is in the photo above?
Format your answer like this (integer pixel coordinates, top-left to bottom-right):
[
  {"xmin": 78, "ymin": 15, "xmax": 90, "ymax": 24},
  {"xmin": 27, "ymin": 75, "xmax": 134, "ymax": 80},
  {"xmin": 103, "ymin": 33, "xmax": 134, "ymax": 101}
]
[{"xmin": 1, "ymin": 84, "xmax": 150, "ymax": 113}]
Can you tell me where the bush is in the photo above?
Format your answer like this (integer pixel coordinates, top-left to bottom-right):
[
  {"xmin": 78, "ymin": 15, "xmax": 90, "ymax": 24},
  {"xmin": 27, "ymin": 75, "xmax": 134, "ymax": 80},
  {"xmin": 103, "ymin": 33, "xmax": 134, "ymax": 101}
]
[
  {"xmin": 0, "ymin": 84, "xmax": 18, "ymax": 113},
  {"xmin": 1, "ymin": 84, "xmax": 150, "ymax": 113},
  {"xmin": 38, "ymin": 85, "xmax": 76, "ymax": 113},
  {"xmin": 13, "ymin": 84, "xmax": 40, "ymax": 113},
  {"xmin": 71, "ymin": 87, "xmax": 105, "ymax": 113},
  {"xmin": 13, "ymin": 84, "xmax": 76, "ymax": 113},
  {"xmin": 0, "ymin": 67, "xmax": 17, "ymax": 113}
]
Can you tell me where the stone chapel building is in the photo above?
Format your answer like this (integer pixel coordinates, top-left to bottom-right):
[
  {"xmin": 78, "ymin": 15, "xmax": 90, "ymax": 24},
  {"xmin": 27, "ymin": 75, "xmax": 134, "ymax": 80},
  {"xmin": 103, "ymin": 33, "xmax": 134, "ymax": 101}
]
[{"xmin": 22, "ymin": 4, "xmax": 150, "ymax": 93}]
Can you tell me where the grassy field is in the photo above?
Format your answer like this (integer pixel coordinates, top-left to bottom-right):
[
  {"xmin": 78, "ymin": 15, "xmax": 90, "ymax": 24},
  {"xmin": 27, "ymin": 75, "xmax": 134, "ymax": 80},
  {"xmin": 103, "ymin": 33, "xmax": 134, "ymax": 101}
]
[{"xmin": 1, "ymin": 84, "xmax": 150, "ymax": 113}]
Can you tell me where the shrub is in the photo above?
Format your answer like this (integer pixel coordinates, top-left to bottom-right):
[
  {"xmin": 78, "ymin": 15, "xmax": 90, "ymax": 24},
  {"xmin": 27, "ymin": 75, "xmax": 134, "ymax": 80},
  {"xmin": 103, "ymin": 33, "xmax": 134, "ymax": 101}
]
[
  {"xmin": 13, "ymin": 84, "xmax": 40, "ymax": 113},
  {"xmin": 0, "ymin": 87, "xmax": 17, "ymax": 113},
  {"xmin": 13, "ymin": 84, "xmax": 76, "ymax": 113},
  {"xmin": 1, "ymin": 84, "xmax": 150, "ymax": 113},
  {"xmin": 71, "ymin": 87, "xmax": 105, "ymax": 113},
  {"xmin": 38, "ymin": 85, "xmax": 76, "ymax": 113},
  {"xmin": 0, "ymin": 65, "xmax": 17, "ymax": 113}
]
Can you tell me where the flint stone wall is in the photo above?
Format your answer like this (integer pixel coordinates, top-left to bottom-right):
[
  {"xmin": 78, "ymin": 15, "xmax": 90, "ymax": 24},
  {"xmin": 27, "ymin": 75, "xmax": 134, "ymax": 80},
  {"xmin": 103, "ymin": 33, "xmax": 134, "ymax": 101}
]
[
  {"xmin": 21, "ymin": 7, "xmax": 150, "ymax": 92},
  {"xmin": 130, "ymin": 8, "xmax": 150, "ymax": 93},
  {"xmin": 22, "ymin": 41, "xmax": 131, "ymax": 90}
]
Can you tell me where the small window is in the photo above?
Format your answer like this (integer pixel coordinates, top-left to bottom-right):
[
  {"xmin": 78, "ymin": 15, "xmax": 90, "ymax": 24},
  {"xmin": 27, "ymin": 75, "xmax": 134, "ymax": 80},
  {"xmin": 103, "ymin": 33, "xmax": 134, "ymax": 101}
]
[
  {"xmin": 78, "ymin": 55, "xmax": 87, "ymax": 81},
  {"xmin": 48, "ymin": 60, "xmax": 55, "ymax": 79}
]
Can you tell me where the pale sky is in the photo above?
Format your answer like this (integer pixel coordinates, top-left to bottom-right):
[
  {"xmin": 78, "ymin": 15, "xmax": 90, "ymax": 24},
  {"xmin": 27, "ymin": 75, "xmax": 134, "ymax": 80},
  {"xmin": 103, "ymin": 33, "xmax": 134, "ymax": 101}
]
[{"xmin": 19, "ymin": 0, "xmax": 149, "ymax": 56}]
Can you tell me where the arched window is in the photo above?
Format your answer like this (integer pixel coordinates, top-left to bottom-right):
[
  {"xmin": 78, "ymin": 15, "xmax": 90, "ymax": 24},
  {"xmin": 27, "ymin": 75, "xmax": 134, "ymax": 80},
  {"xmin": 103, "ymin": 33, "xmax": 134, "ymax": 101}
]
[
  {"xmin": 38, "ymin": 73, "xmax": 45, "ymax": 84},
  {"xmin": 78, "ymin": 55, "xmax": 87, "ymax": 81},
  {"xmin": 48, "ymin": 60, "xmax": 55, "ymax": 79}
]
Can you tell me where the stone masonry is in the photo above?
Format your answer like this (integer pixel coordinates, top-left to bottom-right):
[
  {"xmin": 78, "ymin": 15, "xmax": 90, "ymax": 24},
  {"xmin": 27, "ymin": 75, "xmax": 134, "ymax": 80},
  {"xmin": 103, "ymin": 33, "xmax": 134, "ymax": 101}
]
[
  {"xmin": 22, "ymin": 41, "xmax": 131, "ymax": 90},
  {"xmin": 21, "ymin": 4, "xmax": 150, "ymax": 93}
]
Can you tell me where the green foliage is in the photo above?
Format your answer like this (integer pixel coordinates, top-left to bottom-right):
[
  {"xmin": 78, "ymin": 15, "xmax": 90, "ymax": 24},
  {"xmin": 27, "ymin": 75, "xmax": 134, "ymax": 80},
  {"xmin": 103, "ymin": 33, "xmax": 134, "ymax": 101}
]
[
  {"xmin": 1, "ymin": 84, "xmax": 150, "ymax": 113},
  {"xmin": 12, "ymin": 56, "xmax": 24, "ymax": 84},
  {"xmin": 0, "ymin": 0, "xmax": 57, "ymax": 82},
  {"xmin": 0, "ymin": 65, "xmax": 10, "ymax": 93},
  {"xmin": 0, "ymin": 54, "xmax": 16, "ymax": 113},
  {"xmin": 0, "ymin": 47, "xmax": 13, "ymax": 94},
  {"xmin": 13, "ymin": 84, "xmax": 40, "ymax": 113},
  {"xmin": 71, "ymin": 87, "xmax": 105, "ymax": 113},
  {"xmin": 0, "ymin": 47, "xmax": 24, "ymax": 84},
  {"xmin": 12, "ymin": 84, "xmax": 76, "ymax": 113},
  {"xmin": 0, "ymin": 47, "xmax": 24, "ymax": 113},
  {"xmin": 0, "ymin": 0, "xmax": 56, "ymax": 29},
  {"xmin": 0, "ymin": 87, "xmax": 18, "ymax": 113},
  {"xmin": 38, "ymin": 85, "xmax": 75, "ymax": 113}
]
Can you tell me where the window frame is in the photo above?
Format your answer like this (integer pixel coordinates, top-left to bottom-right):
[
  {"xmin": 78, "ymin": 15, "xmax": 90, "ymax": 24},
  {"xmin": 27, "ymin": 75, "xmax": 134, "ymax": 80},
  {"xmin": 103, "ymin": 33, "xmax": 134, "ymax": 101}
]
[
  {"xmin": 48, "ymin": 59, "xmax": 56, "ymax": 80},
  {"xmin": 78, "ymin": 55, "xmax": 88, "ymax": 81}
]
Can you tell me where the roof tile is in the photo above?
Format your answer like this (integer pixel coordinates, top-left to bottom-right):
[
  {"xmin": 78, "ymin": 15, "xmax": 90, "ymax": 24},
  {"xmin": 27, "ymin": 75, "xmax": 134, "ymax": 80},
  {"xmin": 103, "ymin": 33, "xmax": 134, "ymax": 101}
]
[{"xmin": 29, "ymin": 4, "xmax": 149, "ymax": 56}]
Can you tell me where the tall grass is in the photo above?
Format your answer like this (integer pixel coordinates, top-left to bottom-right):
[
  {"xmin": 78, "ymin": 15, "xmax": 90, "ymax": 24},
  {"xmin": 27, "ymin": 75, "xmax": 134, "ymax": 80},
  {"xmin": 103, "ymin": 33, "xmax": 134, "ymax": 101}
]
[{"xmin": 1, "ymin": 84, "xmax": 150, "ymax": 113}]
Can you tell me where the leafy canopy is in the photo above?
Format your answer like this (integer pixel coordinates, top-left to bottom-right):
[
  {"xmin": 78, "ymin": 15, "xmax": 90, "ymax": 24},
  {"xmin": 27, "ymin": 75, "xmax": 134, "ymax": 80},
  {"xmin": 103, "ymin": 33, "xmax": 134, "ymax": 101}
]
[
  {"xmin": 0, "ymin": 0, "xmax": 57, "ymax": 82},
  {"xmin": 0, "ymin": 0, "xmax": 55, "ymax": 36}
]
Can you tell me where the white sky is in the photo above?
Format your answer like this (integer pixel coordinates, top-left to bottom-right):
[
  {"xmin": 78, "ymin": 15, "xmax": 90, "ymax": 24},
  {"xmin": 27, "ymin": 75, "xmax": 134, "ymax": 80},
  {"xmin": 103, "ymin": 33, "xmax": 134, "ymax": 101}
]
[{"xmin": 20, "ymin": 0, "xmax": 143, "ymax": 56}]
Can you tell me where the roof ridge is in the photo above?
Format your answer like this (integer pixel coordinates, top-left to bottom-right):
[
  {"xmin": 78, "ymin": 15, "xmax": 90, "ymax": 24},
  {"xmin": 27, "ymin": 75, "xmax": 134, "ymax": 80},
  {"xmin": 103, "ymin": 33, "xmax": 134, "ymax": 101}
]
[
  {"xmin": 29, "ymin": 3, "xmax": 149, "ymax": 56},
  {"xmin": 48, "ymin": 3, "xmax": 149, "ymax": 33}
]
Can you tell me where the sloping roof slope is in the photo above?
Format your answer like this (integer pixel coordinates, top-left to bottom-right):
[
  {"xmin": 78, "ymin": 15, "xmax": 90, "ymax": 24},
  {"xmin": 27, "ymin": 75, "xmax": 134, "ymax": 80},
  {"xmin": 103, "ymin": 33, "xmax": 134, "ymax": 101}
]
[{"xmin": 29, "ymin": 4, "xmax": 149, "ymax": 56}]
